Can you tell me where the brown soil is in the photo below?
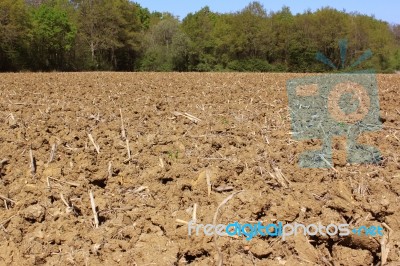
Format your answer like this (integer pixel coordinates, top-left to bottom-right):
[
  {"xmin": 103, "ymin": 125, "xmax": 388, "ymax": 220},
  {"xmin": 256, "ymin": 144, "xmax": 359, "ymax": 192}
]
[{"xmin": 0, "ymin": 72, "xmax": 399, "ymax": 265}]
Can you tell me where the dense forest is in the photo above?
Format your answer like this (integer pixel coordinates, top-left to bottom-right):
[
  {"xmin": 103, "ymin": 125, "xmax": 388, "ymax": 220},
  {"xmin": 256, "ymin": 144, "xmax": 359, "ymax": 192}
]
[{"xmin": 1, "ymin": 0, "xmax": 400, "ymax": 72}]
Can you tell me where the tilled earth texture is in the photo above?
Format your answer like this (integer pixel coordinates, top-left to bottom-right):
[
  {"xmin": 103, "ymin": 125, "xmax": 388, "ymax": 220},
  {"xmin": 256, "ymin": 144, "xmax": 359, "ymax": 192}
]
[{"xmin": 0, "ymin": 72, "xmax": 399, "ymax": 266}]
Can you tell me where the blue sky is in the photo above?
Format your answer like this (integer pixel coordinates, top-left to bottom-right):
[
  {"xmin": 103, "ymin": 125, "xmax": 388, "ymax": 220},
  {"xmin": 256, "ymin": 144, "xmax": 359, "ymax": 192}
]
[{"xmin": 135, "ymin": 1, "xmax": 399, "ymax": 24}]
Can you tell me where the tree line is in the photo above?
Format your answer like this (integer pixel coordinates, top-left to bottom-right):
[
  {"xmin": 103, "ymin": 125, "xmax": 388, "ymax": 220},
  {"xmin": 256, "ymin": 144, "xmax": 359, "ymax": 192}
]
[{"xmin": 1, "ymin": 0, "xmax": 399, "ymax": 72}]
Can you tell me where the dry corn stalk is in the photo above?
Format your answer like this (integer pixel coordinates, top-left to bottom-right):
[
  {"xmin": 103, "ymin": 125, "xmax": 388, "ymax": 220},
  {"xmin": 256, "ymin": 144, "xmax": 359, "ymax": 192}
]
[
  {"xmin": 88, "ymin": 133, "xmax": 100, "ymax": 154},
  {"xmin": 205, "ymin": 169, "xmax": 212, "ymax": 197},
  {"xmin": 89, "ymin": 190, "xmax": 99, "ymax": 228},
  {"xmin": 120, "ymin": 108, "xmax": 126, "ymax": 140},
  {"xmin": 269, "ymin": 166, "xmax": 291, "ymax": 188},
  {"xmin": 172, "ymin": 111, "xmax": 201, "ymax": 123},
  {"xmin": 29, "ymin": 147, "xmax": 36, "ymax": 175}
]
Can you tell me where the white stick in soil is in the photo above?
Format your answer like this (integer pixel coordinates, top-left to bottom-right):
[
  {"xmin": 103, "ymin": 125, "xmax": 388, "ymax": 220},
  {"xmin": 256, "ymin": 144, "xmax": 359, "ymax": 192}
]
[
  {"xmin": 48, "ymin": 143, "xmax": 57, "ymax": 163},
  {"xmin": 60, "ymin": 193, "xmax": 74, "ymax": 214},
  {"xmin": 88, "ymin": 133, "xmax": 100, "ymax": 154},
  {"xmin": 120, "ymin": 108, "xmax": 126, "ymax": 140},
  {"xmin": 213, "ymin": 191, "xmax": 243, "ymax": 266},
  {"xmin": 319, "ymin": 154, "xmax": 338, "ymax": 173},
  {"xmin": 60, "ymin": 193, "xmax": 70, "ymax": 208},
  {"xmin": 126, "ymin": 138, "xmax": 131, "ymax": 161},
  {"xmin": 108, "ymin": 161, "xmax": 112, "ymax": 178},
  {"xmin": 29, "ymin": 147, "xmax": 36, "ymax": 175},
  {"xmin": 48, "ymin": 176, "xmax": 79, "ymax": 187},
  {"xmin": 0, "ymin": 194, "xmax": 15, "ymax": 204},
  {"xmin": 159, "ymin": 157, "xmax": 164, "ymax": 168},
  {"xmin": 89, "ymin": 190, "xmax": 99, "ymax": 228},
  {"xmin": 206, "ymin": 169, "xmax": 212, "ymax": 197},
  {"xmin": 175, "ymin": 219, "xmax": 188, "ymax": 225},
  {"xmin": 192, "ymin": 203, "xmax": 197, "ymax": 224}
]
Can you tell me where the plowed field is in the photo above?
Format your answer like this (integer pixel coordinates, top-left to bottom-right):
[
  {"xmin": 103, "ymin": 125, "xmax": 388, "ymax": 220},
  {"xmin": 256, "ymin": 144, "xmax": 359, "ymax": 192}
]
[{"xmin": 0, "ymin": 73, "xmax": 399, "ymax": 265}]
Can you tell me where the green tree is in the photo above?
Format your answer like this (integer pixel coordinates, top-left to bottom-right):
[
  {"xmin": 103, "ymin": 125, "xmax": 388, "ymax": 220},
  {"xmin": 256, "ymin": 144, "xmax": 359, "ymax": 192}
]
[
  {"xmin": 288, "ymin": 11, "xmax": 319, "ymax": 72},
  {"xmin": 74, "ymin": 0, "xmax": 143, "ymax": 70},
  {"xmin": 270, "ymin": 6, "xmax": 294, "ymax": 70},
  {"xmin": 29, "ymin": 3, "xmax": 77, "ymax": 70},
  {"xmin": 141, "ymin": 14, "xmax": 189, "ymax": 71},
  {"xmin": 0, "ymin": 0, "xmax": 30, "ymax": 71},
  {"xmin": 182, "ymin": 7, "xmax": 218, "ymax": 71},
  {"xmin": 1, "ymin": 1, "xmax": 399, "ymax": 72},
  {"xmin": 347, "ymin": 14, "xmax": 396, "ymax": 71},
  {"xmin": 224, "ymin": 2, "xmax": 275, "ymax": 71},
  {"xmin": 391, "ymin": 25, "xmax": 400, "ymax": 70}
]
